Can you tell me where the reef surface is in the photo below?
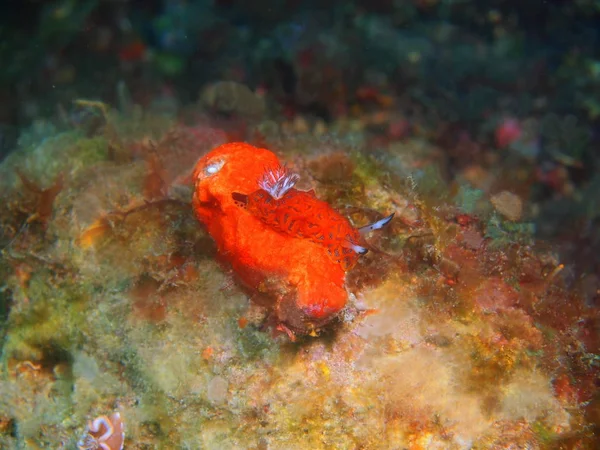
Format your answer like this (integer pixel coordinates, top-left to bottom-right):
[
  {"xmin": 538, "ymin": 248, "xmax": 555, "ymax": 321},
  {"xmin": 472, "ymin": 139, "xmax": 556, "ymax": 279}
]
[{"xmin": 0, "ymin": 106, "xmax": 598, "ymax": 449}]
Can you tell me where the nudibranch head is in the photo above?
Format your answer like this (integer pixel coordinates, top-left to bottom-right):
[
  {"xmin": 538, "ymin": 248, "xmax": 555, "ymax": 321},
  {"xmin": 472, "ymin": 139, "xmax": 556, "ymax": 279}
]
[{"xmin": 192, "ymin": 142, "xmax": 281, "ymax": 215}]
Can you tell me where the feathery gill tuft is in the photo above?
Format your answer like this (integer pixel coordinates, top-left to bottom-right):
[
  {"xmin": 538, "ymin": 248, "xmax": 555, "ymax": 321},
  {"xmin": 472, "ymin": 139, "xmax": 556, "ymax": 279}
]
[{"xmin": 259, "ymin": 165, "xmax": 300, "ymax": 199}]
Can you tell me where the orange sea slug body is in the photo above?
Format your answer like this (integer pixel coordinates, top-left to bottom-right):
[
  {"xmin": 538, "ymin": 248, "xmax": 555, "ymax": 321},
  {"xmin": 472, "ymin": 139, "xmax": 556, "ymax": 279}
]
[
  {"xmin": 234, "ymin": 181, "xmax": 366, "ymax": 271},
  {"xmin": 192, "ymin": 142, "xmax": 391, "ymax": 335}
]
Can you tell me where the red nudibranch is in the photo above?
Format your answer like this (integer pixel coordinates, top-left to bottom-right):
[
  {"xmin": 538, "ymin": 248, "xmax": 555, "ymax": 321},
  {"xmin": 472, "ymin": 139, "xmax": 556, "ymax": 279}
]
[{"xmin": 192, "ymin": 142, "xmax": 392, "ymax": 336}]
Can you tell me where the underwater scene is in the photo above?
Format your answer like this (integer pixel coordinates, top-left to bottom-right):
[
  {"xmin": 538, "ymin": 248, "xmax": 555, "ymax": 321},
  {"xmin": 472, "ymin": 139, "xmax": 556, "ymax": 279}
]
[{"xmin": 1, "ymin": 1, "xmax": 600, "ymax": 449}]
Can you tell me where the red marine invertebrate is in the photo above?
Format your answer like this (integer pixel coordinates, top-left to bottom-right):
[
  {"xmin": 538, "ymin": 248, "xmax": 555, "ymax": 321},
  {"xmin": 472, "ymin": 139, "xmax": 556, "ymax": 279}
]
[
  {"xmin": 192, "ymin": 142, "xmax": 392, "ymax": 336},
  {"xmin": 495, "ymin": 117, "xmax": 522, "ymax": 149}
]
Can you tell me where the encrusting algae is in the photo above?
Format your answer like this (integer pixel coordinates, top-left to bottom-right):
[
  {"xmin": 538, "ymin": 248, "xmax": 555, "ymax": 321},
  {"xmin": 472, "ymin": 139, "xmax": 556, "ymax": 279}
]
[{"xmin": 0, "ymin": 107, "xmax": 598, "ymax": 448}]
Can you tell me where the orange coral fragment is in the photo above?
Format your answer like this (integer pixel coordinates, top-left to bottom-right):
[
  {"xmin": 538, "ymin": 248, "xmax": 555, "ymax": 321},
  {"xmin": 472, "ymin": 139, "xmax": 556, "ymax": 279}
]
[
  {"xmin": 202, "ymin": 347, "xmax": 214, "ymax": 360},
  {"xmin": 78, "ymin": 218, "xmax": 112, "ymax": 248},
  {"xmin": 14, "ymin": 263, "xmax": 32, "ymax": 289}
]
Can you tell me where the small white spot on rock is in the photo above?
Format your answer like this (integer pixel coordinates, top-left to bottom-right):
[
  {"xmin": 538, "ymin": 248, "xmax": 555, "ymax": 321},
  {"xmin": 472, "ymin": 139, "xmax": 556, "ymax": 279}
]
[{"xmin": 207, "ymin": 376, "xmax": 229, "ymax": 404}]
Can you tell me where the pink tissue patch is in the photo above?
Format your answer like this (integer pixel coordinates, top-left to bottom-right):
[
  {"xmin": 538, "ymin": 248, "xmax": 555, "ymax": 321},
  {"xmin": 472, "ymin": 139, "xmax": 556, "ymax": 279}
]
[
  {"xmin": 388, "ymin": 117, "xmax": 411, "ymax": 140},
  {"xmin": 78, "ymin": 412, "xmax": 125, "ymax": 450},
  {"xmin": 473, "ymin": 277, "xmax": 520, "ymax": 313},
  {"xmin": 495, "ymin": 118, "xmax": 522, "ymax": 149}
]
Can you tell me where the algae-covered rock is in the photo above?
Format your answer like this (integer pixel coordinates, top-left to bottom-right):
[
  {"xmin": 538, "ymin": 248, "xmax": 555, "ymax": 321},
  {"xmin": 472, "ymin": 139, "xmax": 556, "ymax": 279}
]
[
  {"xmin": 0, "ymin": 127, "xmax": 109, "ymax": 190},
  {"xmin": 0, "ymin": 110, "xmax": 595, "ymax": 449},
  {"xmin": 200, "ymin": 81, "xmax": 266, "ymax": 119}
]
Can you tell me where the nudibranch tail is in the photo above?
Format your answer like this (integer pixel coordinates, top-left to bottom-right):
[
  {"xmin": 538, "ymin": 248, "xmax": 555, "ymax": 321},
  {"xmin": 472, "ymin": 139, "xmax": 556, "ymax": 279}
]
[
  {"xmin": 345, "ymin": 240, "xmax": 369, "ymax": 255},
  {"xmin": 358, "ymin": 213, "xmax": 395, "ymax": 235},
  {"xmin": 259, "ymin": 165, "xmax": 300, "ymax": 199}
]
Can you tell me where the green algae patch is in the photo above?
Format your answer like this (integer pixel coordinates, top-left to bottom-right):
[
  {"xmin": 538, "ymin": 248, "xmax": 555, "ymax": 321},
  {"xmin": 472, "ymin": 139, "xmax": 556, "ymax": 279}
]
[
  {"xmin": 0, "ymin": 129, "xmax": 110, "ymax": 190},
  {"xmin": 349, "ymin": 150, "xmax": 383, "ymax": 187},
  {"xmin": 2, "ymin": 270, "xmax": 88, "ymax": 362},
  {"xmin": 72, "ymin": 135, "xmax": 110, "ymax": 167},
  {"xmin": 454, "ymin": 184, "xmax": 484, "ymax": 214}
]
